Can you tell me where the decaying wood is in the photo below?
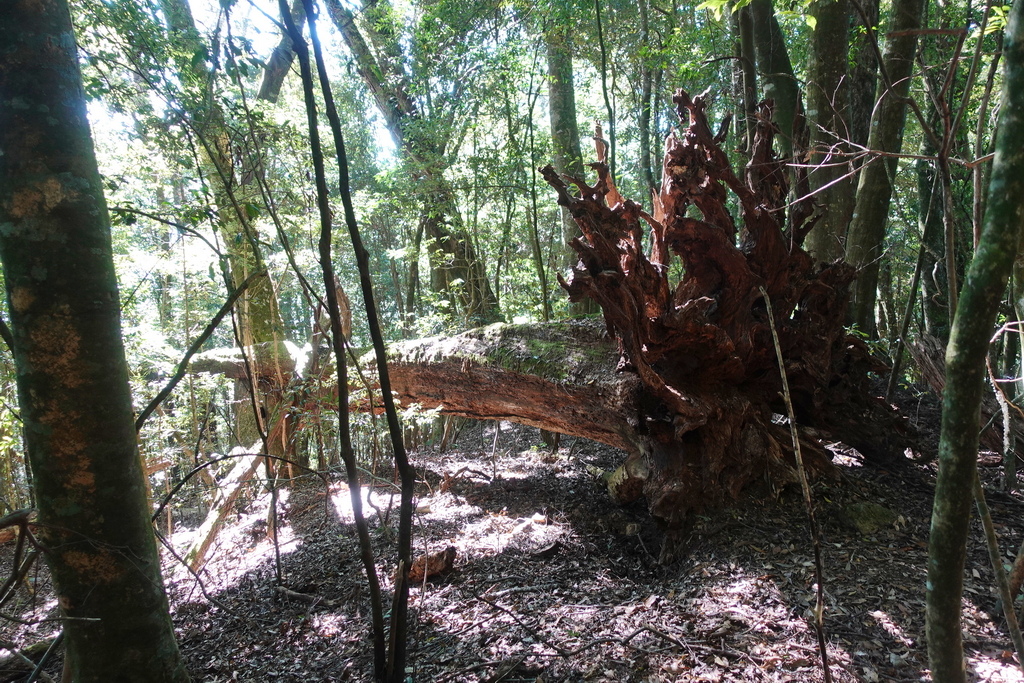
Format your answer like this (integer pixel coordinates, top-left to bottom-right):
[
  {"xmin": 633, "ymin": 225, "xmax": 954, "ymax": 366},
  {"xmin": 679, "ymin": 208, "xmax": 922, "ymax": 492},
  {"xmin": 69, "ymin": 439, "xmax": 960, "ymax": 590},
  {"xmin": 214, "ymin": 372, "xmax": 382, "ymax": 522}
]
[
  {"xmin": 405, "ymin": 546, "xmax": 457, "ymax": 584},
  {"xmin": 386, "ymin": 320, "xmax": 643, "ymax": 452},
  {"xmin": 521, "ymin": 89, "xmax": 907, "ymax": 524},
  {"xmin": 908, "ymin": 333, "xmax": 1022, "ymax": 453},
  {"xmin": 385, "ymin": 90, "xmax": 909, "ymax": 526},
  {"xmin": 184, "ymin": 452, "xmax": 261, "ymax": 571},
  {"xmin": 186, "ymin": 91, "xmax": 910, "ymax": 527}
]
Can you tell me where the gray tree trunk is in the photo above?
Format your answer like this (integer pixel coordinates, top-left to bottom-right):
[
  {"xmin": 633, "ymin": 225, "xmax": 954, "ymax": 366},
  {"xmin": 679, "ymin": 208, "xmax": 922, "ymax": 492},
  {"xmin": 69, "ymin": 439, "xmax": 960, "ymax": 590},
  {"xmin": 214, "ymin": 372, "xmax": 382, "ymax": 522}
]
[
  {"xmin": 545, "ymin": 27, "xmax": 597, "ymax": 315},
  {"xmin": 848, "ymin": 0, "xmax": 879, "ymax": 151},
  {"xmin": 804, "ymin": 0, "xmax": 854, "ymax": 262},
  {"xmin": 750, "ymin": 0, "xmax": 799, "ymax": 159}
]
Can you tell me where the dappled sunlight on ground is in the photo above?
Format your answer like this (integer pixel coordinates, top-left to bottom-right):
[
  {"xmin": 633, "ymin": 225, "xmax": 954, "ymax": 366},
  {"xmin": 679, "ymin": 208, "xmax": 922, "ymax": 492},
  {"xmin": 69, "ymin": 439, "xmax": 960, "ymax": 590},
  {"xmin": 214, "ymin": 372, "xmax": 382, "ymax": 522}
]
[
  {"xmin": 154, "ymin": 423, "xmax": 1024, "ymax": 681},
  {"xmin": 4, "ymin": 416, "xmax": 1023, "ymax": 681}
]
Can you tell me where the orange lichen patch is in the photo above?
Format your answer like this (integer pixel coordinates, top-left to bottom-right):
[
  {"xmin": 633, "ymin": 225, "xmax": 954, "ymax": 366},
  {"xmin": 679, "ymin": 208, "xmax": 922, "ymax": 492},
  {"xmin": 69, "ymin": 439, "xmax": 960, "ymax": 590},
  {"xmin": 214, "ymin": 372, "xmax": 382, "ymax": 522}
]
[
  {"xmin": 62, "ymin": 549, "xmax": 122, "ymax": 583},
  {"xmin": 28, "ymin": 312, "xmax": 85, "ymax": 389},
  {"xmin": 38, "ymin": 406, "xmax": 86, "ymax": 454},
  {"xmin": 7, "ymin": 176, "xmax": 73, "ymax": 219},
  {"xmin": 64, "ymin": 464, "xmax": 96, "ymax": 492},
  {"xmin": 9, "ymin": 286, "xmax": 35, "ymax": 313}
]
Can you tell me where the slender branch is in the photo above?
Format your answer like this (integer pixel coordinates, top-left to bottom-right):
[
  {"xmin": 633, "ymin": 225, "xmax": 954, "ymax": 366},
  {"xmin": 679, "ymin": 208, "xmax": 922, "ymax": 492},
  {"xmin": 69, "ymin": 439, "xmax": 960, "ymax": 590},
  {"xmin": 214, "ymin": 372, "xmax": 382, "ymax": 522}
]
[
  {"xmin": 279, "ymin": 3, "xmax": 388, "ymax": 677},
  {"xmin": 301, "ymin": 2, "xmax": 416, "ymax": 678},
  {"xmin": 972, "ymin": 472, "xmax": 1024, "ymax": 663}
]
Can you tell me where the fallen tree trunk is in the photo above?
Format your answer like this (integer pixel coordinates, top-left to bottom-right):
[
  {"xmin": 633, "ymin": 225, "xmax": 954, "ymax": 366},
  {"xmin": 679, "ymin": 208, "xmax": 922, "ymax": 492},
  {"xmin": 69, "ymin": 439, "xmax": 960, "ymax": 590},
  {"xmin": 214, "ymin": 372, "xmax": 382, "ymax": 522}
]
[{"xmin": 385, "ymin": 320, "xmax": 641, "ymax": 452}]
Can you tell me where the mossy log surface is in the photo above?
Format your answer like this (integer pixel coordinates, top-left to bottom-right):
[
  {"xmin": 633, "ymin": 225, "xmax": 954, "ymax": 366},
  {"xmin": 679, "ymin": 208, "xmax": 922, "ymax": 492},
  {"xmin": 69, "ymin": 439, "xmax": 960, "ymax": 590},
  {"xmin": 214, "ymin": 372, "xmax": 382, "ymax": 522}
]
[{"xmin": 383, "ymin": 319, "xmax": 645, "ymax": 453}]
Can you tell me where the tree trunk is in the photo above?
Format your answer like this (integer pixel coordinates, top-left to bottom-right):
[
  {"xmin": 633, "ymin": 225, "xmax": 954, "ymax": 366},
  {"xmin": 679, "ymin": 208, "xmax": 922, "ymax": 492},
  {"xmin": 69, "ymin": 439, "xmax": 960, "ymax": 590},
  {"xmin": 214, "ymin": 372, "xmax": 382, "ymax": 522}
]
[
  {"xmin": 735, "ymin": 4, "xmax": 758, "ymax": 157},
  {"xmin": 845, "ymin": 0, "xmax": 926, "ymax": 334},
  {"xmin": 545, "ymin": 25, "xmax": 598, "ymax": 315},
  {"xmin": 750, "ymin": 0, "xmax": 799, "ymax": 159},
  {"xmin": 927, "ymin": 4, "xmax": 1024, "ymax": 677},
  {"xmin": 160, "ymin": 0, "xmax": 285, "ymax": 348},
  {"xmin": 848, "ymin": 0, "xmax": 879, "ymax": 151},
  {"xmin": 0, "ymin": 3, "xmax": 189, "ymax": 680},
  {"xmin": 803, "ymin": 0, "xmax": 854, "ymax": 262},
  {"xmin": 257, "ymin": 0, "xmax": 305, "ymax": 103},
  {"xmin": 159, "ymin": 0, "xmax": 293, "ymax": 458},
  {"xmin": 638, "ymin": 0, "xmax": 658, "ymax": 195}
]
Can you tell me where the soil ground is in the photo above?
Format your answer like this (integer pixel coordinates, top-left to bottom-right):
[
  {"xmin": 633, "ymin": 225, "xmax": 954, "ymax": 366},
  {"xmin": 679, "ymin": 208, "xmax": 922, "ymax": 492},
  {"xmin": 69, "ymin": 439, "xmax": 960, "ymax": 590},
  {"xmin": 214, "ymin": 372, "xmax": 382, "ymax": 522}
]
[{"xmin": 2, "ymin": 387, "xmax": 1023, "ymax": 682}]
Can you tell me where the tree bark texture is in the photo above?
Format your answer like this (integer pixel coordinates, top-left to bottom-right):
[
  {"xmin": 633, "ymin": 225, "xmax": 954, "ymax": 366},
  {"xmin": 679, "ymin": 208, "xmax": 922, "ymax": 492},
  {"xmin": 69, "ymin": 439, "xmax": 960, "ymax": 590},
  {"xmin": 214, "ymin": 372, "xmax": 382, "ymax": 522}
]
[
  {"xmin": 926, "ymin": 3, "xmax": 1024, "ymax": 679},
  {"xmin": 257, "ymin": 0, "xmax": 306, "ymax": 103},
  {"xmin": 0, "ymin": 2, "xmax": 190, "ymax": 680},
  {"xmin": 545, "ymin": 26, "xmax": 598, "ymax": 315},
  {"xmin": 750, "ymin": 0, "xmax": 799, "ymax": 159},
  {"xmin": 848, "ymin": 0, "xmax": 880, "ymax": 151},
  {"xmin": 844, "ymin": 0, "xmax": 926, "ymax": 334},
  {"xmin": 803, "ymin": 0, "xmax": 854, "ymax": 263},
  {"xmin": 385, "ymin": 320, "xmax": 644, "ymax": 453},
  {"xmin": 735, "ymin": 4, "xmax": 758, "ymax": 156},
  {"xmin": 545, "ymin": 91, "xmax": 912, "ymax": 525}
]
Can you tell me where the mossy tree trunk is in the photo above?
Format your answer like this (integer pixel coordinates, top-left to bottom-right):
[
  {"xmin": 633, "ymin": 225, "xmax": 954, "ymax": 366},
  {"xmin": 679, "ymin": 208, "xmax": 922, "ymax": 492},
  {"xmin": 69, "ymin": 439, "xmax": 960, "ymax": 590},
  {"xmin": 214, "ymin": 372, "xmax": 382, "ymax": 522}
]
[
  {"xmin": 545, "ymin": 24, "xmax": 599, "ymax": 316},
  {"xmin": 0, "ymin": 2, "xmax": 189, "ymax": 680},
  {"xmin": 803, "ymin": 0, "xmax": 854, "ymax": 263},
  {"xmin": 844, "ymin": 0, "xmax": 926, "ymax": 334},
  {"xmin": 926, "ymin": 2, "xmax": 1024, "ymax": 679},
  {"xmin": 749, "ymin": 0, "xmax": 799, "ymax": 159}
]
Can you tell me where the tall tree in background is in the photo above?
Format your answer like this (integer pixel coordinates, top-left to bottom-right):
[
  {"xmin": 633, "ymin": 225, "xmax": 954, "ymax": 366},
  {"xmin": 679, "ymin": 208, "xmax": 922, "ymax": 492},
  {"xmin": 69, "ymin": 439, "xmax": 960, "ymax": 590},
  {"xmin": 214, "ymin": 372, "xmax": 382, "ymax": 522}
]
[
  {"xmin": 544, "ymin": 9, "xmax": 600, "ymax": 315},
  {"xmin": 926, "ymin": 0, "xmax": 1024, "ymax": 677},
  {"xmin": 750, "ymin": 0, "xmax": 799, "ymax": 159},
  {"xmin": 848, "ymin": 0, "xmax": 880, "ymax": 152},
  {"xmin": 845, "ymin": 0, "xmax": 926, "ymax": 334},
  {"xmin": 323, "ymin": 0, "xmax": 502, "ymax": 325},
  {"xmin": 0, "ymin": 0, "xmax": 190, "ymax": 680},
  {"xmin": 803, "ymin": 0, "xmax": 854, "ymax": 262},
  {"xmin": 160, "ymin": 0, "xmax": 286, "ymax": 349}
]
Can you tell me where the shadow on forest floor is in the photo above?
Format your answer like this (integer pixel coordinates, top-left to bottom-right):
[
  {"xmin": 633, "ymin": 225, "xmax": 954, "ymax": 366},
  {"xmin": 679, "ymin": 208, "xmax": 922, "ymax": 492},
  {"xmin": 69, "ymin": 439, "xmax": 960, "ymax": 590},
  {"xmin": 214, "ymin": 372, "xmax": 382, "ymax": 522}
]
[{"xmin": 3, "ymin": 386, "xmax": 1023, "ymax": 682}]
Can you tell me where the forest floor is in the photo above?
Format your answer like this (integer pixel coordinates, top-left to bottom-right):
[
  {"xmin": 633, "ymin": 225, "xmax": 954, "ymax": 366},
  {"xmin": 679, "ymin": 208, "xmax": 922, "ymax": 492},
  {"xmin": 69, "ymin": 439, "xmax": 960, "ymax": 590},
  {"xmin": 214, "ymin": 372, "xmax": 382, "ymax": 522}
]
[{"xmin": 3, "ymin": 386, "xmax": 1024, "ymax": 682}]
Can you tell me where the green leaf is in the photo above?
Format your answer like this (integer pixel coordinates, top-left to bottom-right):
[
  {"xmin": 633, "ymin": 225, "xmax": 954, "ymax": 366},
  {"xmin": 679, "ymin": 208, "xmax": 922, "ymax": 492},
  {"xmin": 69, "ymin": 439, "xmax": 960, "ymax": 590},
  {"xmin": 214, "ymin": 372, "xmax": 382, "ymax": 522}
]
[{"xmin": 696, "ymin": 0, "xmax": 731, "ymax": 19}]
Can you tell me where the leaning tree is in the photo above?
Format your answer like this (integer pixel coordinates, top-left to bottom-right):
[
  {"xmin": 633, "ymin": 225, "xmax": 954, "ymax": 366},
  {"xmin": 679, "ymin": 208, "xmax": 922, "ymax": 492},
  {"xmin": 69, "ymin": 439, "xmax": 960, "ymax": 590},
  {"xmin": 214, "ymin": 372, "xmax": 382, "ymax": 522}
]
[{"xmin": 385, "ymin": 90, "xmax": 909, "ymax": 527}]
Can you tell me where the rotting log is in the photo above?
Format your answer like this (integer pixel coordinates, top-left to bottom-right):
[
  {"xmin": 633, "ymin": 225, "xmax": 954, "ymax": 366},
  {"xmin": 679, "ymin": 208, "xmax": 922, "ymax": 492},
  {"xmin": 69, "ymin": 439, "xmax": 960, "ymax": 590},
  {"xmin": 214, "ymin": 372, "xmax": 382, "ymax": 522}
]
[{"xmin": 183, "ymin": 452, "xmax": 261, "ymax": 572}]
